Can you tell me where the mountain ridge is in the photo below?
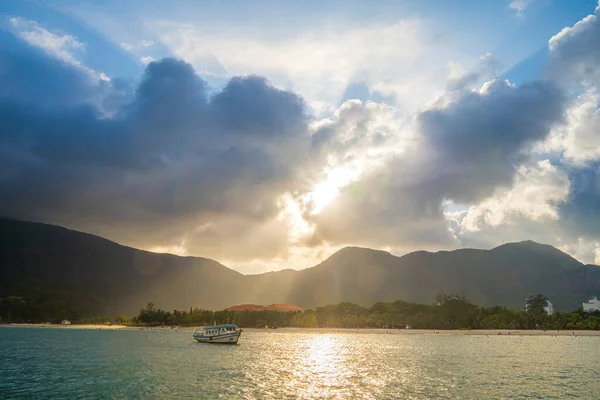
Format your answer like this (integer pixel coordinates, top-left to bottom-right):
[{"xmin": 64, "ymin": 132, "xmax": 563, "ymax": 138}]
[
  {"xmin": 0, "ymin": 216, "xmax": 578, "ymax": 270},
  {"xmin": 1, "ymin": 217, "xmax": 599, "ymax": 317}
]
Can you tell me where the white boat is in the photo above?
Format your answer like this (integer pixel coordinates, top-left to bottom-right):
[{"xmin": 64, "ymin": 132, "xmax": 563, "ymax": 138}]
[{"xmin": 193, "ymin": 324, "xmax": 242, "ymax": 344}]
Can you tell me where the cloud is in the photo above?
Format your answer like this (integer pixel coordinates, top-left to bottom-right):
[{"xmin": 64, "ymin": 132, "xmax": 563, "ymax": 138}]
[
  {"xmin": 0, "ymin": 35, "xmax": 317, "ymax": 262},
  {"xmin": 4, "ymin": 7, "xmax": 600, "ymax": 271},
  {"xmin": 140, "ymin": 56, "xmax": 156, "ymax": 65},
  {"xmin": 121, "ymin": 40, "xmax": 154, "ymax": 51},
  {"xmin": 446, "ymin": 53, "xmax": 501, "ymax": 91},
  {"xmin": 556, "ymin": 238, "xmax": 600, "ymax": 265},
  {"xmin": 310, "ymin": 100, "xmax": 407, "ymax": 166},
  {"xmin": 522, "ymin": 7, "xmax": 600, "ymax": 260},
  {"xmin": 509, "ymin": 0, "xmax": 533, "ymax": 18},
  {"xmin": 156, "ymin": 19, "xmax": 454, "ymax": 115},
  {"xmin": 310, "ymin": 79, "xmax": 565, "ymax": 250},
  {"xmin": 418, "ymin": 80, "xmax": 563, "ymax": 202},
  {"xmin": 537, "ymin": 90, "xmax": 600, "ymax": 166},
  {"xmin": 448, "ymin": 161, "xmax": 600, "ymax": 265},
  {"xmin": 548, "ymin": 7, "xmax": 600, "ymax": 86},
  {"xmin": 7, "ymin": 17, "xmax": 109, "ymax": 82},
  {"xmin": 558, "ymin": 163, "xmax": 600, "ymax": 238},
  {"xmin": 457, "ymin": 160, "xmax": 570, "ymax": 232}
]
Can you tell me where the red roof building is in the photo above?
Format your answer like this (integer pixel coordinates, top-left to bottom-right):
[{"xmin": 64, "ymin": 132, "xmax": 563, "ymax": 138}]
[
  {"xmin": 264, "ymin": 304, "xmax": 304, "ymax": 312},
  {"xmin": 225, "ymin": 303, "xmax": 303, "ymax": 312},
  {"xmin": 225, "ymin": 304, "xmax": 266, "ymax": 312}
]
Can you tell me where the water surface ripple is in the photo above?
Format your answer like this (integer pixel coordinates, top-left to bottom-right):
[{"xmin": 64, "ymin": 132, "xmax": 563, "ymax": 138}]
[{"xmin": 1, "ymin": 328, "xmax": 598, "ymax": 399}]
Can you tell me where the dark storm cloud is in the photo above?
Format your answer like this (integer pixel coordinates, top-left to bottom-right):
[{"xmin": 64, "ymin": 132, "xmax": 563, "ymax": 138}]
[
  {"xmin": 559, "ymin": 163, "xmax": 600, "ymax": 237},
  {"xmin": 132, "ymin": 57, "xmax": 208, "ymax": 130},
  {"xmin": 417, "ymin": 80, "xmax": 565, "ymax": 204},
  {"xmin": 0, "ymin": 32, "xmax": 312, "ymax": 250},
  {"xmin": 211, "ymin": 75, "xmax": 307, "ymax": 137}
]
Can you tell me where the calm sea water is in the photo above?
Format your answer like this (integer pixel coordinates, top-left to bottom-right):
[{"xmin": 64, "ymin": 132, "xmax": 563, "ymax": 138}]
[{"xmin": 1, "ymin": 328, "xmax": 599, "ymax": 399}]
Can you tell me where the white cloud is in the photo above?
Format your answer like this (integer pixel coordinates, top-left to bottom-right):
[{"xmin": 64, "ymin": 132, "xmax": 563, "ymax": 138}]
[
  {"xmin": 140, "ymin": 56, "xmax": 156, "ymax": 65},
  {"xmin": 509, "ymin": 0, "xmax": 533, "ymax": 18},
  {"xmin": 457, "ymin": 160, "xmax": 570, "ymax": 232},
  {"xmin": 556, "ymin": 238, "xmax": 600, "ymax": 265},
  {"xmin": 8, "ymin": 17, "xmax": 109, "ymax": 82},
  {"xmin": 447, "ymin": 61, "xmax": 469, "ymax": 84},
  {"xmin": 121, "ymin": 40, "xmax": 154, "ymax": 51},
  {"xmin": 9, "ymin": 17, "xmax": 84, "ymax": 63},
  {"xmin": 149, "ymin": 242, "xmax": 187, "ymax": 256},
  {"xmin": 120, "ymin": 42, "xmax": 134, "ymax": 51},
  {"xmin": 301, "ymin": 99, "xmax": 413, "ymax": 215},
  {"xmin": 446, "ymin": 53, "xmax": 501, "ymax": 90},
  {"xmin": 155, "ymin": 19, "xmax": 455, "ymax": 115},
  {"xmin": 549, "ymin": 14, "xmax": 597, "ymax": 52},
  {"xmin": 548, "ymin": 8, "xmax": 600, "ymax": 87},
  {"xmin": 537, "ymin": 90, "xmax": 600, "ymax": 166}
]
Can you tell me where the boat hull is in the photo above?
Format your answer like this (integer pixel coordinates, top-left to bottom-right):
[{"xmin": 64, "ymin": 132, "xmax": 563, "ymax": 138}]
[{"xmin": 194, "ymin": 332, "xmax": 241, "ymax": 344}]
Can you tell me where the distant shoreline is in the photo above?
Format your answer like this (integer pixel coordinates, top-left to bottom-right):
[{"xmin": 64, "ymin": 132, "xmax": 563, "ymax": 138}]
[{"xmin": 2, "ymin": 324, "xmax": 600, "ymax": 336}]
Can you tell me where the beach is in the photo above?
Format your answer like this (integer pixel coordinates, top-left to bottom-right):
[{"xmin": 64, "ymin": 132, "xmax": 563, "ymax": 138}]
[{"xmin": 3, "ymin": 324, "xmax": 600, "ymax": 336}]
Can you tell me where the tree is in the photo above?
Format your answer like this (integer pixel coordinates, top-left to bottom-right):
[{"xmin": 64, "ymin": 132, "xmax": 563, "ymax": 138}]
[{"xmin": 526, "ymin": 294, "xmax": 549, "ymax": 328}]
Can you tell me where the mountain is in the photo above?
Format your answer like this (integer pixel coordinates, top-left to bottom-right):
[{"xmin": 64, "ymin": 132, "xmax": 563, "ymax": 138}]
[{"xmin": 1, "ymin": 218, "xmax": 599, "ymax": 317}]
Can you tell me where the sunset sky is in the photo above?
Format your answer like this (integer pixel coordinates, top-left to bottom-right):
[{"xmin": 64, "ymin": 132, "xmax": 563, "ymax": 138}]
[{"xmin": 1, "ymin": 0, "xmax": 600, "ymax": 273}]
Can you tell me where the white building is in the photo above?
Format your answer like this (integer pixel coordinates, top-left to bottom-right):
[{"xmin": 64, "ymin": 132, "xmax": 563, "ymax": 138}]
[{"xmin": 583, "ymin": 296, "xmax": 600, "ymax": 313}]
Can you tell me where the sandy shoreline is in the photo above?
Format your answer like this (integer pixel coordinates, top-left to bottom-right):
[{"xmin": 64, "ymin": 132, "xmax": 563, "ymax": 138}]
[{"xmin": 2, "ymin": 324, "xmax": 600, "ymax": 336}]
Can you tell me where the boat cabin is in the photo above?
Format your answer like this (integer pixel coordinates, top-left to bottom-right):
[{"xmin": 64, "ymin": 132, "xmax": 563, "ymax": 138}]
[{"xmin": 202, "ymin": 324, "xmax": 238, "ymax": 336}]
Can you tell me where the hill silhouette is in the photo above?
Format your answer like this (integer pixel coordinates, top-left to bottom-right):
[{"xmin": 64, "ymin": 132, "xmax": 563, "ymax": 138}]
[{"xmin": 1, "ymin": 218, "xmax": 599, "ymax": 318}]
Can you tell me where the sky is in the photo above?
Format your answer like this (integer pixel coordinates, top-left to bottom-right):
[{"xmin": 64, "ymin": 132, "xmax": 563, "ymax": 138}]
[{"xmin": 1, "ymin": 0, "xmax": 600, "ymax": 273}]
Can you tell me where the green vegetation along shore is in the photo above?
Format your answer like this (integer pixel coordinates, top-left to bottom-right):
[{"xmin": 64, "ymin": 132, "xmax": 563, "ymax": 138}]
[{"xmin": 3, "ymin": 293, "xmax": 599, "ymax": 331}]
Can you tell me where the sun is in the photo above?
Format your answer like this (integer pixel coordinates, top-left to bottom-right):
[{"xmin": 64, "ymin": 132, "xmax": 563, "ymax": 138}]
[
  {"xmin": 277, "ymin": 166, "xmax": 363, "ymax": 244},
  {"xmin": 305, "ymin": 167, "xmax": 358, "ymax": 214}
]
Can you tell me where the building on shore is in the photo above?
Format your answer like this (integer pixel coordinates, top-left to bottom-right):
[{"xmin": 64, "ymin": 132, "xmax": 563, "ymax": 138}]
[
  {"xmin": 583, "ymin": 296, "xmax": 600, "ymax": 313},
  {"xmin": 263, "ymin": 304, "xmax": 304, "ymax": 312},
  {"xmin": 225, "ymin": 304, "xmax": 265, "ymax": 312},
  {"xmin": 226, "ymin": 303, "xmax": 303, "ymax": 313},
  {"xmin": 61, "ymin": 320, "xmax": 71, "ymax": 325}
]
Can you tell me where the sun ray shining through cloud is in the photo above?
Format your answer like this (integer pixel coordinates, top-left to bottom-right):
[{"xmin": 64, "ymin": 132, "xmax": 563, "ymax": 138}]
[{"xmin": 304, "ymin": 167, "xmax": 360, "ymax": 215}]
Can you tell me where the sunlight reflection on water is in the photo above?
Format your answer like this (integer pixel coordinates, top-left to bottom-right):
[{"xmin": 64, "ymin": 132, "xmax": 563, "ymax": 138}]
[{"xmin": 1, "ymin": 328, "xmax": 600, "ymax": 399}]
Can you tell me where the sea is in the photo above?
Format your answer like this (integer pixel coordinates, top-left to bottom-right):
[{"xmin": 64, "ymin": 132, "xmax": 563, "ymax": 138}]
[{"xmin": 1, "ymin": 327, "xmax": 598, "ymax": 399}]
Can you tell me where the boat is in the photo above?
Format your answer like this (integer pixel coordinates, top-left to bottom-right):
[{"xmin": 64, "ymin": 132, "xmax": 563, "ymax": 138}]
[{"xmin": 193, "ymin": 324, "xmax": 242, "ymax": 344}]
